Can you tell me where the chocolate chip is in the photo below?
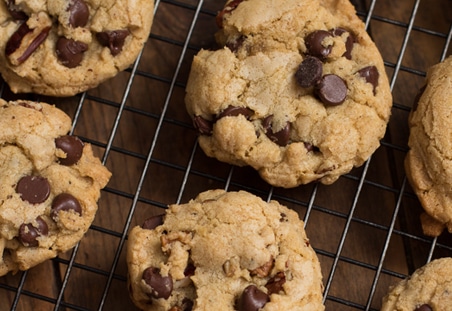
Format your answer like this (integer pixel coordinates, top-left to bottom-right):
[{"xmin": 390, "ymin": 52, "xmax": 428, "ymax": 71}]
[
  {"xmin": 16, "ymin": 175, "xmax": 50, "ymax": 204},
  {"xmin": 265, "ymin": 272, "xmax": 286, "ymax": 295},
  {"xmin": 358, "ymin": 66, "xmax": 379, "ymax": 94},
  {"xmin": 50, "ymin": 193, "xmax": 82, "ymax": 221},
  {"xmin": 96, "ymin": 30, "xmax": 130, "ymax": 56},
  {"xmin": 193, "ymin": 116, "xmax": 213, "ymax": 135},
  {"xmin": 55, "ymin": 37, "xmax": 88, "ymax": 68},
  {"xmin": 142, "ymin": 267, "xmax": 173, "ymax": 299},
  {"xmin": 55, "ymin": 135, "xmax": 84, "ymax": 166},
  {"xmin": 331, "ymin": 27, "xmax": 355, "ymax": 60},
  {"xmin": 295, "ymin": 56, "xmax": 323, "ymax": 88},
  {"xmin": 314, "ymin": 74, "xmax": 347, "ymax": 106},
  {"xmin": 237, "ymin": 285, "xmax": 269, "ymax": 311},
  {"xmin": 18, "ymin": 216, "xmax": 48, "ymax": 247},
  {"xmin": 415, "ymin": 304, "xmax": 432, "ymax": 311},
  {"xmin": 5, "ymin": 22, "xmax": 51, "ymax": 64},
  {"xmin": 67, "ymin": 0, "xmax": 89, "ymax": 28},
  {"xmin": 305, "ymin": 30, "xmax": 333, "ymax": 60},
  {"xmin": 141, "ymin": 214, "xmax": 164, "ymax": 230},
  {"xmin": 217, "ymin": 106, "xmax": 254, "ymax": 119},
  {"xmin": 262, "ymin": 116, "xmax": 291, "ymax": 146},
  {"xmin": 226, "ymin": 35, "xmax": 245, "ymax": 52}
]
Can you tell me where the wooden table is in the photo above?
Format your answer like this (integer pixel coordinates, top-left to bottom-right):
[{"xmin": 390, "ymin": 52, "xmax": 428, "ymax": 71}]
[{"xmin": 1, "ymin": 0, "xmax": 451, "ymax": 310}]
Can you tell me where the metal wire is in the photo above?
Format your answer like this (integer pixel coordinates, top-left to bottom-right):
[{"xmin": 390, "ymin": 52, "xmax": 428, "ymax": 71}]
[{"xmin": 1, "ymin": 0, "xmax": 452, "ymax": 310}]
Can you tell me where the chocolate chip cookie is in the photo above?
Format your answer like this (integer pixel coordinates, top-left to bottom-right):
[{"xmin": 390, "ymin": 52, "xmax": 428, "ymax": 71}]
[
  {"xmin": 0, "ymin": 0, "xmax": 154, "ymax": 96},
  {"xmin": 404, "ymin": 56, "xmax": 452, "ymax": 237},
  {"xmin": 185, "ymin": 0, "xmax": 392, "ymax": 188},
  {"xmin": 0, "ymin": 99, "xmax": 111, "ymax": 276},
  {"xmin": 381, "ymin": 257, "xmax": 452, "ymax": 311},
  {"xmin": 127, "ymin": 189, "xmax": 324, "ymax": 310}
]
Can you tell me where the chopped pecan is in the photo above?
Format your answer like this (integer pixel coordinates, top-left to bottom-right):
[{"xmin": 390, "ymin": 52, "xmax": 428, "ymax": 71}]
[{"xmin": 250, "ymin": 256, "xmax": 274, "ymax": 277}]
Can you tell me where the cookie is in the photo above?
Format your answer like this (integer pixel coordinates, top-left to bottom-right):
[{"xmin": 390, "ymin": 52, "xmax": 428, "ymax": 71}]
[
  {"xmin": 0, "ymin": 99, "xmax": 111, "ymax": 276},
  {"xmin": 0, "ymin": 0, "xmax": 154, "ymax": 96},
  {"xmin": 185, "ymin": 0, "xmax": 392, "ymax": 188},
  {"xmin": 127, "ymin": 189, "xmax": 324, "ymax": 311},
  {"xmin": 381, "ymin": 257, "xmax": 452, "ymax": 310},
  {"xmin": 404, "ymin": 56, "xmax": 452, "ymax": 237}
]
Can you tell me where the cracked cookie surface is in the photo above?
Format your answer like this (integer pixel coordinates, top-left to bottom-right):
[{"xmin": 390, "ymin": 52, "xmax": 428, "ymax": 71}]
[
  {"xmin": 381, "ymin": 257, "xmax": 452, "ymax": 311},
  {"xmin": 0, "ymin": 0, "xmax": 154, "ymax": 96},
  {"xmin": 127, "ymin": 189, "xmax": 324, "ymax": 311},
  {"xmin": 405, "ymin": 56, "xmax": 452, "ymax": 237},
  {"xmin": 185, "ymin": 0, "xmax": 392, "ymax": 188},
  {"xmin": 0, "ymin": 99, "xmax": 111, "ymax": 276}
]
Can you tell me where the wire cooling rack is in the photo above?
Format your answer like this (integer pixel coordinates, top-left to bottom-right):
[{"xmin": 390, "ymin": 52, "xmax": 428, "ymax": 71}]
[{"xmin": 1, "ymin": 0, "xmax": 452, "ymax": 310}]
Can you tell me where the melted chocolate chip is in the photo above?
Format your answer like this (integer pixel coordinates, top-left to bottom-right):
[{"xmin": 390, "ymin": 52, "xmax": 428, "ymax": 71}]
[
  {"xmin": 262, "ymin": 116, "xmax": 291, "ymax": 146},
  {"xmin": 68, "ymin": 0, "xmax": 90, "ymax": 28},
  {"xmin": 217, "ymin": 106, "xmax": 254, "ymax": 119},
  {"xmin": 18, "ymin": 216, "xmax": 48, "ymax": 247},
  {"xmin": 193, "ymin": 116, "xmax": 213, "ymax": 135},
  {"xmin": 332, "ymin": 27, "xmax": 355, "ymax": 60},
  {"xmin": 226, "ymin": 35, "xmax": 245, "ymax": 52},
  {"xmin": 358, "ymin": 66, "xmax": 379, "ymax": 94},
  {"xmin": 96, "ymin": 30, "xmax": 130, "ymax": 56},
  {"xmin": 7, "ymin": 0, "xmax": 27, "ymax": 20},
  {"xmin": 56, "ymin": 37, "xmax": 88, "ymax": 68},
  {"xmin": 265, "ymin": 272, "xmax": 286, "ymax": 295},
  {"xmin": 184, "ymin": 263, "xmax": 196, "ymax": 277},
  {"xmin": 181, "ymin": 298, "xmax": 194, "ymax": 311},
  {"xmin": 295, "ymin": 56, "xmax": 323, "ymax": 88},
  {"xmin": 55, "ymin": 135, "xmax": 84, "ymax": 166},
  {"xmin": 141, "ymin": 214, "xmax": 165, "ymax": 230},
  {"xmin": 415, "ymin": 304, "xmax": 432, "ymax": 311},
  {"xmin": 16, "ymin": 175, "xmax": 50, "ymax": 204},
  {"xmin": 237, "ymin": 285, "xmax": 269, "ymax": 311},
  {"xmin": 314, "ymin": 74, "xmax": 347, "ymax": 106},
  {"xmin": 305, "ymin": 30, "xmax": 333, "ymax": 60},
  {"xmin": 142, "ymin": 267, "xmax": 173, "ymax": 299},
  {"xmin": 50, "ymin": 193, "xmax": 82, "ymax": 221},
  {"xmin": 304, "ymin": 142, "xmax": 319, "ymax": 152}
]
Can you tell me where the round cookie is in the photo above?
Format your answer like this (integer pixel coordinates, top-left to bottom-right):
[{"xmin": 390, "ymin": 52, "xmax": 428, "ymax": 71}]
[
  {"xmin": 0, "ymin": 99, "xmax": 111, "ymax": 276},
  {"xmin": 0, "ymin": 0, "xmax": 154, "ymax": 96},
  {"xmin": 127, "ymin": 189, "xmax": 324, "ymax": 311},
  {"xmin": 404, "ymin": 56, "xmax": 452, "ymax": 237},
  {"xmin": 185, "ymin": 0, "xmax": 392, "ymax": 188},
  {"xmin": 381, "ymin": 257, "xmax": 452, "ymax": 310}
]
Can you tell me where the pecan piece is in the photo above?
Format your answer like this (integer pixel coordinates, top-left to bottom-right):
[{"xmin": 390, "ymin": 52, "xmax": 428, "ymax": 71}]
[
  {"xmin": 5, "ymin": 12, "xmax": 52, "ymax": 65},
  {"xmin": 250, "ymin": 257, "xmax": 274, "ymax": 277}
]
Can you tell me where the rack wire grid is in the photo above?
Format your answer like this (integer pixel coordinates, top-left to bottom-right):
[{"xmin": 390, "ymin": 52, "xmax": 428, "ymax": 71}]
[{"xmin": 1, "ymin": 0, "xmax": 452, "ymax": 310}]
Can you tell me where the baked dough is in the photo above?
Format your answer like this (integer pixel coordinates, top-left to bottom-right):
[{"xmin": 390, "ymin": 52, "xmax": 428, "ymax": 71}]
[
  {"xmin": 127, "ymin": 189, "xmax": 324, "ymax": 310},
  {"xmin": 185, "ymin": 0, "xmax": 392, "ymax": 188},
  {"xmin": 0, "ymin": 0, "xmax": 154, "ymax": 96},
  {"xmin": 0, "ymin": 99, "xmax": 111, "ymax": 275}
]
